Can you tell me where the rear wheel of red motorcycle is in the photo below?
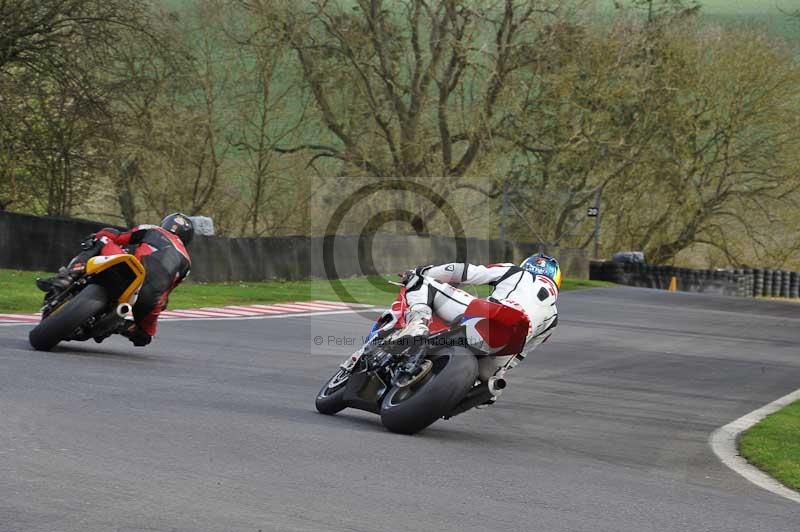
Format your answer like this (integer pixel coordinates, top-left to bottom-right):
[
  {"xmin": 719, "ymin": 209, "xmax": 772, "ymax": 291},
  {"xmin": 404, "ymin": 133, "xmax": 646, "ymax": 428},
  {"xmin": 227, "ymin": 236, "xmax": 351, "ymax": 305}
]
[
  {"xmin": 315, "ymin": 368, "xmax": 350, "ymax": 415},
  {"xmin": 379, "ymin": 347, "xmax": 478, "ymax": 435},
  {"xmin": 29, "ymin": 284, "xmax": 109, "ymax": 351}
]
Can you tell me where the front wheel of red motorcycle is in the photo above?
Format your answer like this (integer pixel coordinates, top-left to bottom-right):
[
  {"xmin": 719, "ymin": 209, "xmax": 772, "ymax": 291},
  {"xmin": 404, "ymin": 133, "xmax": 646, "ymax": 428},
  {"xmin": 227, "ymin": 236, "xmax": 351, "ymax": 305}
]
[{"xmin": 379, "ymin": 347, "xmax": 478, "ymax": 435}]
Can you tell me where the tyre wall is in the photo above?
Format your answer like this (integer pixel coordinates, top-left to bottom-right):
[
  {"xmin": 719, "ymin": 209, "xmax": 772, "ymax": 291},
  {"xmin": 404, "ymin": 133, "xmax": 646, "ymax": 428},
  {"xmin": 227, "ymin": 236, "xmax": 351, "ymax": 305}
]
[{"xmin": 590, "ymin": 261, "xmax": 800, "ymax": 299}]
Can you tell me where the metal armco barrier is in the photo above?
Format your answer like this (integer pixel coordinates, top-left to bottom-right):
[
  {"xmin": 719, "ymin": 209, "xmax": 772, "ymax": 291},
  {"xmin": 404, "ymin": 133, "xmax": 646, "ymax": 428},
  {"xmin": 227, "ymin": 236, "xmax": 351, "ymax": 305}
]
[{"xmin": 590, "ymin": 261, "xmax": 800, "ymax": 299}]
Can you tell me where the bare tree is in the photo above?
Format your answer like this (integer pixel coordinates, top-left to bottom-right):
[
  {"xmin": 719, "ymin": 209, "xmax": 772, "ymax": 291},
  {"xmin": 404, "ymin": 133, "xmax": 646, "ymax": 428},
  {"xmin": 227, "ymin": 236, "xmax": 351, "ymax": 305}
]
[
  {"xmin": 91, "ymin": 9, "xmax": 188, "ymax": 226},
  {"xmin": 240, "ymin": 0, "xmax": 565, "ymax": 182},
  {"xmin": 7, "ymin": 67, "xmax": 105, "ymax": 216},
  {"xmin": 223, "ymin": 10, "xmax": 314, "ymax": 236},
  {"xmin": 97, "ymin": 2, "xmax": 236, "ymax": 227},
  {"xmin": 494, "ymin": 15, "xmax": 664, "ymax": 249},
  {"xmin": 0, "ymin": 0, "xmax": 149, "ymax": 74},
  {"xmin": 0, "ymin": 0, "xmax": 156, "ymax": 219},
  {"xmin": 605, "ymin": 25, "xmax": 800, "ymax": 265}
]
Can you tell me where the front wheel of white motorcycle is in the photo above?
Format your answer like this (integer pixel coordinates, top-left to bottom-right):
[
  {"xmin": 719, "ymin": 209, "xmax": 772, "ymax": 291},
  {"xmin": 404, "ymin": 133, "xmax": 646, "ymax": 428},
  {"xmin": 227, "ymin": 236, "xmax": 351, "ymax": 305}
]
[
  {"xmin": 315, "ymin": 368, "xmax": 350, "ymax": 415},
  {"xmin": 379, "ymin": 347, "xmax": 478, "ymax": 435}
]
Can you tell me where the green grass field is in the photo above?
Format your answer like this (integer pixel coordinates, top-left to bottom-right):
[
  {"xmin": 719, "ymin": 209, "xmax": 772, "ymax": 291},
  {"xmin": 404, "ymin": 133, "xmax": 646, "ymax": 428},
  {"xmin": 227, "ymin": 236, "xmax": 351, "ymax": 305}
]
[
  {"xmin": 0, "ymin": 269, "xmax": 612, "ymax": 313},
  {"xmin": 607, "ymin": 0, "xmax": 796, "ymax": 18},
  {"xmin": 604, "ymin": 0, "xmax": 800, "ymax": 40},
  {"xmin": 740, "ymin": 401, "xmax": 800, "ymax": 491},
  {"xmin": 700, "ymin": 0, "xmax": 791, "ymax": 15},
  {"xmin": 758, "ymin": 297, "xmax": 800, "ymax": 305}
]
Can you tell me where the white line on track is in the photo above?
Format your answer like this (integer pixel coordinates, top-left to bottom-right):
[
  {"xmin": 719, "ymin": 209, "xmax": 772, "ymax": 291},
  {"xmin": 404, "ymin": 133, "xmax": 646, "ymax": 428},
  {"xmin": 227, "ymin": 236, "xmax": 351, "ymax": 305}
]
[{"xmin": 709, "ymin": 388, "xmax": 800, "ymax": 504}]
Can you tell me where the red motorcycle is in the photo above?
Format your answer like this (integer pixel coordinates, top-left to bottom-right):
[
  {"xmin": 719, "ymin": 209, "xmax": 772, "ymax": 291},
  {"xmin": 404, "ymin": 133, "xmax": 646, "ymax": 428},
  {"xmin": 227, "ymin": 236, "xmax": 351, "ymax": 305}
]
[{"xmin": 315, "ymin": 282, "xmax": 530, "ymax": 434}]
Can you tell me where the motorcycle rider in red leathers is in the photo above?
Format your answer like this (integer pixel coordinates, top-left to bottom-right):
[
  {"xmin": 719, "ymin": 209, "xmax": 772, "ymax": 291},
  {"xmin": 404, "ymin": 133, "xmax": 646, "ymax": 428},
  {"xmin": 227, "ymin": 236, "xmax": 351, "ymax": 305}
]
[
  {"xmin": 37, "ymin": 213, "xmax": 194, "ymax": 347},
  {"xmin": 391, "ymin": 254, "xmax": 561, "ymax": 405}
]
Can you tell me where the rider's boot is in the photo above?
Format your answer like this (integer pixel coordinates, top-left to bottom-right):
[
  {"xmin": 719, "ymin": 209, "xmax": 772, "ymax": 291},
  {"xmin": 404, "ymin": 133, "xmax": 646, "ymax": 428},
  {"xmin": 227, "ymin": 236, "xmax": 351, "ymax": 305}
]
[
  {"xmin": 118, "ymin": 320, "xmax": 152, "ymax": 347},
  {"xmin": 394, "ymin": 305, "xmax": 431, "ymax": 351},
  {"xmin": 392, "ymin": 306, "xmax": 432, "ymax": 385},
  {"xmin": 37, "ymin": 243, "xmax": 101, "ymax": 294},
  {"xmin": 36, "ymin": 243, "xmax": 99, "ymax": 294},
  {"xmin": 36, "ymin": 267, "xmax": 74, "ymax": 294}
]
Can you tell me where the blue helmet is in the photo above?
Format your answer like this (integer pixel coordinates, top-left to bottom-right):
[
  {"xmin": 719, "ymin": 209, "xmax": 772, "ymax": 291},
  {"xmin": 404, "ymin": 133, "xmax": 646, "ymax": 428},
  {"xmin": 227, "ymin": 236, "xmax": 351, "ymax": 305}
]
[{"xmin": 520, "ymin": 253, "xmax": 562, "ymax": 288}]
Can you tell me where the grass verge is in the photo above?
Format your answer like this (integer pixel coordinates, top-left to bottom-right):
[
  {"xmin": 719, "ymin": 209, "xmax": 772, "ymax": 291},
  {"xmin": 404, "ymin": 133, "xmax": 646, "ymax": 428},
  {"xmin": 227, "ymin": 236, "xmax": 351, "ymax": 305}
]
[
  {"xmin": 0, "ymin": 268, "xmax": 613, "ymax": 313},
  {"xmin": 757, "ymin": 297, "xmax": 800, "ymax": 305},
  {"xmin": 739, "ymin": 400, "xmax": 800, "ymax": 491}
]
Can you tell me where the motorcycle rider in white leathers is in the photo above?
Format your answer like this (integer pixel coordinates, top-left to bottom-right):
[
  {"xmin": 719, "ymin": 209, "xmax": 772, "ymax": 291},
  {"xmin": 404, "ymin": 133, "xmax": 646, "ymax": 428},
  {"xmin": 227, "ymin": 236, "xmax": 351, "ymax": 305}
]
[{"xmin": 395, "ymin": 253, "xmax": 561, "ymax": 404}]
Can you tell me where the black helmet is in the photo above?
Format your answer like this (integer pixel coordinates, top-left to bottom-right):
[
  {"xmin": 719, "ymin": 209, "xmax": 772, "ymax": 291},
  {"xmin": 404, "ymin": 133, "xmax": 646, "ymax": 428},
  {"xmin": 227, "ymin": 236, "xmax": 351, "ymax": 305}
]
[{"xmin": 160, "ymin": 213, "xmax": 194, "ymax": 245}]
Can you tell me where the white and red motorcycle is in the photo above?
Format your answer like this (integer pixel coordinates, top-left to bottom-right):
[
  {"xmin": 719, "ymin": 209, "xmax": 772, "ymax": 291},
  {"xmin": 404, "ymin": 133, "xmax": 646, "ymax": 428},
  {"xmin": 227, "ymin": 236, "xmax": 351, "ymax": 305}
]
[{"xmin": 315, "ymin": 282, "xmax": 530, "ymax": 434}]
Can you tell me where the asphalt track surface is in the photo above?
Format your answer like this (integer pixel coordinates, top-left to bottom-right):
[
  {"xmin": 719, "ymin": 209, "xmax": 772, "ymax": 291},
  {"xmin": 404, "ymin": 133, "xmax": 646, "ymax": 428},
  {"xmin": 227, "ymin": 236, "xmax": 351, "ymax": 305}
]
[{"xmin": 1, "ymin": 287, "xmax": 799, "ymax": 532}]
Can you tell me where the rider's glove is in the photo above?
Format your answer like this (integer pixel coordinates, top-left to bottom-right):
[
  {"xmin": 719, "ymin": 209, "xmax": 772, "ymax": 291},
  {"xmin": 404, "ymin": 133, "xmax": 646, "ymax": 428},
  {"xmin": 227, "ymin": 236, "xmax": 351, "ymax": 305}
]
[
  {"xmin": 399, "ymin": 265, "xmax": 432, "ymax": 291},
  {"xmin": 79, "ymin": 234, "xmax": 98, "ymax": 250}
]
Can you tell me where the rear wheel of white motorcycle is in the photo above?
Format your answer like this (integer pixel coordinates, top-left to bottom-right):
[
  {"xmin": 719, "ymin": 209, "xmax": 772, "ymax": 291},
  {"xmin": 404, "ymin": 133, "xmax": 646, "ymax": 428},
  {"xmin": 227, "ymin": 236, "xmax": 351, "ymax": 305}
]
[
  {"xmin": 315, "ymin": 368, "xmax": 350, "ymax": 415},
  {"xmin": 380, "ymin": 347, "xmax": 478, "ymax": 435},
  {"xmin": 29, "ymin": 284, "xmax": 109, "ymax": 352}
]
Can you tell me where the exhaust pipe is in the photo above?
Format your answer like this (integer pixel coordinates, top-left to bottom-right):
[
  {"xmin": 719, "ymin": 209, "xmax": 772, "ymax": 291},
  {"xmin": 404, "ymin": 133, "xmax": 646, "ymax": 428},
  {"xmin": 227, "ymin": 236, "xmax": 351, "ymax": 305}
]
[
  {"xmin": 444, "ymin": 378, "xmax": 507, "ymax": 419},
  {"xmin": 488, "ymin": 377, "xmax": 507, "ymax": 397},
  {"xmin": 86, "ymin": 304, "xmax": 131, "ymax": 342}
]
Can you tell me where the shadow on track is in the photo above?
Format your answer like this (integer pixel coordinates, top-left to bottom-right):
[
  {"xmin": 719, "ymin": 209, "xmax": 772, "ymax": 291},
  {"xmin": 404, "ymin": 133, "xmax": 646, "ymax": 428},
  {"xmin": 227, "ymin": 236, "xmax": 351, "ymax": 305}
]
[
  {"xmin": 309, "ymin": 409, "xmax": 503, "ymax": 442},
  {"xmin": 34, "ymin": 343, "xmax": 156, "ymax": 361}
]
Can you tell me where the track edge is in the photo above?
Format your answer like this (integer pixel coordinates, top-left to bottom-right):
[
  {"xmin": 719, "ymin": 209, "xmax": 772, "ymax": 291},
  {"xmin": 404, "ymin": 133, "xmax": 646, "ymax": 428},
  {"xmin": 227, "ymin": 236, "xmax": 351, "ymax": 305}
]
[{"xmin": 709, "ymin": 388, "xmax": 800, "ymax": 504}]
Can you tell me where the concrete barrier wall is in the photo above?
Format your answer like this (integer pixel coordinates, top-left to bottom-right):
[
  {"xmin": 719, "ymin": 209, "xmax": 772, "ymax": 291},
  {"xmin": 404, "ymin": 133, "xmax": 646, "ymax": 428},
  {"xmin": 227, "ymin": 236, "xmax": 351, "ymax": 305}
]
[
  {"xmin": 0, "ymin": 212, "xmax": 123, "ymax": 272},
  {"xmin": 179, "ymin": 234, "xmax": 588, "ymax": 282},
  {"xmin": 0, "ymin": 211, "xmax": 589, "ymax": 282}
]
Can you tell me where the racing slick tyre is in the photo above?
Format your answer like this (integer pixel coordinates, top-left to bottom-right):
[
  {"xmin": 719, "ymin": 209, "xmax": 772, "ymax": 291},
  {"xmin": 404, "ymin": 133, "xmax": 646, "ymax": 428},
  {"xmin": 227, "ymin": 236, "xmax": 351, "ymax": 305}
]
[
  {"xmin": 379, "ymin": 347, "xmax": 478, "ymax": 435},
  {"xmin": 315, "ymin": 368, "xmax": 351, "ymax": 415},
  {"xmin": 29, "ymin": 284, "xmax": 109, "ymax": 352}
]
